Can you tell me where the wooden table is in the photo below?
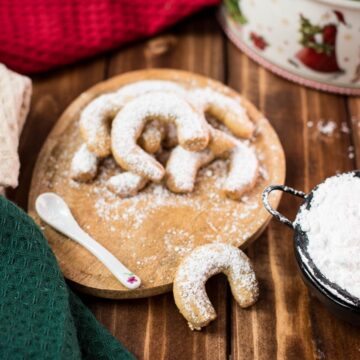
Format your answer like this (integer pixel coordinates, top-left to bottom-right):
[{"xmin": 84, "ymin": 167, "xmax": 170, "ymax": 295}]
[{"xmin": 10, "ymin": 9, "xmax": 360, "ymax": 360}]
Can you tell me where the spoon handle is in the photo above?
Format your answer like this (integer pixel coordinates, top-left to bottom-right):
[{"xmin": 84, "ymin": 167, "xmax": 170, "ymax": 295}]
[
  {"xmin": 63, "ymin": 225, "xmax": 141, "ymax": 290},
  {"xmin": 35, "ymin": 193, "xmax": 140, "ymax": 290}
]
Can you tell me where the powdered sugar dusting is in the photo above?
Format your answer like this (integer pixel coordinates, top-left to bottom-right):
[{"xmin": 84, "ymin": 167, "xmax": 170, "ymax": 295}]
[
  {"xmin": 81, "ymin": 157, "xmax": 264, "ymax": 243},
  {"xmin": 70, "ymin": 144, "xmax": 98, "ymax": 180},
  {"xmin": 166, "ymin": 123, "xmax": 258, "ymax": 196},
  {"xmin": 295, "ymin": 173, "xmax": 360, "ymax": 303},
  {"xmin": 317, "ymin": 119, "xmax": 337, "ymax": 136},
  {"xmin": 223, "ymin": 142, "xmax": 259, "ymax": 197},
  {"xmin": 80, "ymin": 93, "xmax": 118, "ymax": 153},
  {"xmin": 106, "ymin": 172, "xmax": 148, "ymax": 197},
  {"xmin": 191, "ymin": 88, "xmax": 243, "ymax": 115},
  {"xmin": 166, "ymin": 146, "xmax": 214, "ymax": 192},
  {"xmin": 190, "ymin": 87, "xmax": 254, "ymax": 137}
]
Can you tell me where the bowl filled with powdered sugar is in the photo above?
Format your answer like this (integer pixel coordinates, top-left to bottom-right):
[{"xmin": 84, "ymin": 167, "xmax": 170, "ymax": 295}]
[{"xmin": 262, "ymin": 171, "xmax": 360, "ymax": 325}]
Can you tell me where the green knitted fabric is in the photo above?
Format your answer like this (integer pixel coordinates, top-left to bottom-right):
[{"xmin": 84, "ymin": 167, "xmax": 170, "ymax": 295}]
[{"xmin": 0, "ymin": 196, "xmax": 135, "ymax": 360}]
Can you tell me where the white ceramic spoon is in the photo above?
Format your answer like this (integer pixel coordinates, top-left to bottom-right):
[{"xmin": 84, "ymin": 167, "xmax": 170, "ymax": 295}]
[{"xmin": 35, "ymin": 192, "xmax": 141, "ymax": 290}]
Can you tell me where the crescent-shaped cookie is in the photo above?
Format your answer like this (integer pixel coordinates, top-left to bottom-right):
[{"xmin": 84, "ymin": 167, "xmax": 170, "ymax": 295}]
[
  {"xmin": 70, "ymin": 144, "xmax": 99, "ymax": 182},
  {"xmin": 190, "ymin": 88, "xmax": 255, "ymax": 139},
  {"xmin": 173, "ymin": 243, "xmax": 259, "ymax": 330},
  {"xmin": 165, "ymin": 146, "xmax": 214, "ymax": 193},
  {"xmin": 166, "ymin": 127, "xmax": 258, "ymax": 198},
  {"xmin": 165, "ymin": 127, "xmax": 235, "ymax": 193},
  {"xmin": 111, "ymin": 92, "xmax": 210, "ymax": 182},
  {"xmin": 70, "ymin": 144, "xmax": 149, "ymax": 197},
  {"xmin": 79, "ymin": 80, "xmax": 186, "ymax": 157},
  {"xmin": 106, "ymin": 172, "xmax": 149, "ymax": 198},
  {"xmin": 137, "ymin": 120, "xmax": 165, "ymax": 155},
  {"xmin": 222, "ymin": 143, "xmax": 259, "ymax": 200}
]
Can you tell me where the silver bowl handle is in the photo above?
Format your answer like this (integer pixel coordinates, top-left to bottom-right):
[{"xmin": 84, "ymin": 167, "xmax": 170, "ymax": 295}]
[{"xmin": 262, "ymin": 185, "xmax": 306, "ymax": 229}]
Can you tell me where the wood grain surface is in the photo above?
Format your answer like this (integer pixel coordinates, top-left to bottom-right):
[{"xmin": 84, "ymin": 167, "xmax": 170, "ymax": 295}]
[{"xmin": 9, "ymin": 9, "xmax": 360, "ymax": 360}]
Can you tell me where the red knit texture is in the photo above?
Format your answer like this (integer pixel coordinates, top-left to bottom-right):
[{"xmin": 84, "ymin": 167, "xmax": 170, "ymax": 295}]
[{"xmin": 0, "ymin": 0, "xmax": 219, "ymax": 74}]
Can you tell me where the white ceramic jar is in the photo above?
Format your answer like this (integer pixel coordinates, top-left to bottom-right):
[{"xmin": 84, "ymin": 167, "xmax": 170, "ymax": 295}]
[{"xmin": 219, "ymin": 0, "xmax": 360, "ymax": 95}]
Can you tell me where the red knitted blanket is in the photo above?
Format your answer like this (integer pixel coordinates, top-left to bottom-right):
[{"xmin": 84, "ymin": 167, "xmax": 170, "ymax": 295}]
[{"xmin": 0, "ymin": 0, "xmax": 219, "ymax": 74}]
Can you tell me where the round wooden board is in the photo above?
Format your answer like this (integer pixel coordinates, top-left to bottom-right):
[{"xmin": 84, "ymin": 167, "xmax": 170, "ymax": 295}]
[{"xmin": 28, "ymin": 69, "xmax": 285, "ymax": 299}]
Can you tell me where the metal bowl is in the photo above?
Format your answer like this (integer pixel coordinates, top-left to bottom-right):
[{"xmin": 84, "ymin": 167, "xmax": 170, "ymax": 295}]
[{"xmin": 262, "ymin": 172, "xmax": 360, "ymax": 325}]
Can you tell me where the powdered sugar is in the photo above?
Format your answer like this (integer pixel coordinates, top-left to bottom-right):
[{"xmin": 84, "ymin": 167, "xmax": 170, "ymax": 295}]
[
  {"xmin": 295, "ymin": 173, "xmax": 360, "ymax": 302},
  {"xmin": 85, "ymin": 157, "xmax": 262, "ymax": 240},
  {"xmin": 317, "ymin": 120, "xmax": 337, "ymax": 136},
  {"xmin": 164, "ymin": 228, "xmax": 195, "ymax": 257},
  {"xmin": 117, "ymin": 80, "xmax": 186, "ymax": 99}
]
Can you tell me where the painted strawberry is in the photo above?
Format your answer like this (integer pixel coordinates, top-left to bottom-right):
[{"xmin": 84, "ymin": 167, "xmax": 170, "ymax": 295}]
[
  {"xmin": 250, "ymin": 32, "xmax": 268, "ymax": 51},
  {"xmin": 296, "ymin": 14, "xmax": 342, "ymax": 73}
]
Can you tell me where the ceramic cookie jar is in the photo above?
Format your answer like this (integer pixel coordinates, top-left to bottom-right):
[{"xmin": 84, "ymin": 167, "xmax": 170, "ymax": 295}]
[{"xmin": 219, "ymin": 0, "xmax": 360, "ymax": 95}]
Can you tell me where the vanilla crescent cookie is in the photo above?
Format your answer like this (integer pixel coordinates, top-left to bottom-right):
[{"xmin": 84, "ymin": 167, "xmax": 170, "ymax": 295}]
[
  {"xmin": 173, "ymin": 243, "xmax": 259, "ymax": 330},
  {"xmin": 106, "ymin": 172, "xmax": 148, "ymax": 198},
  {"xmin": 79, "ymin": 94, "xmax": 119, "ymax": 158},
  {"xmin": 70, "ymin": 144, "xmax": 149, "ymax": 197},
  {"xmin": 70, "ymin": 144, "xmax": 99, "ymax": 182},
  {"xmin": 80, "ymin": 80, "xmax": 253, "ymax": 157},
  {"xmin": 138, "ymin": 120, "xmax": 165, "ymax": 155},
  {"xmin": 166, "ymin": 127, "xmax": 259, "ymax": 198},
  {"xmin": 165, "ymin": 147, "xmax": 214, "ymax": 193},
  {"xmin": 111, "ymin": 92, "xmax": 210, "ymax": 181},
  {"xmin": 222, "ymin": 143, "xmax": 259, "ymax": 200},
  {"xmin": 79, "ymin": 81, "xmax": 186, "ymax": 157},
  {"xmin": 165, "ymin": 127, "xmax": 236, "ymax": 193},
  {"xmin": 71, "ymin": 122, "xmax": 163, "ymax": 183},
  {"xmin": 163, "ymin": 93, "xmax": 254, "ymax": 149},
  {"xmin": 190, "ymin": 88, "xmax": 255, "ymax": 139}
]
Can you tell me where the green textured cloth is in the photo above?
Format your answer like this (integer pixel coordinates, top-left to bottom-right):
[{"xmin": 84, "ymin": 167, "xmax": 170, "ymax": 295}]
[{"xmin": 0, "ymin": 196, "xmax": 135, "ymax": 360}]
